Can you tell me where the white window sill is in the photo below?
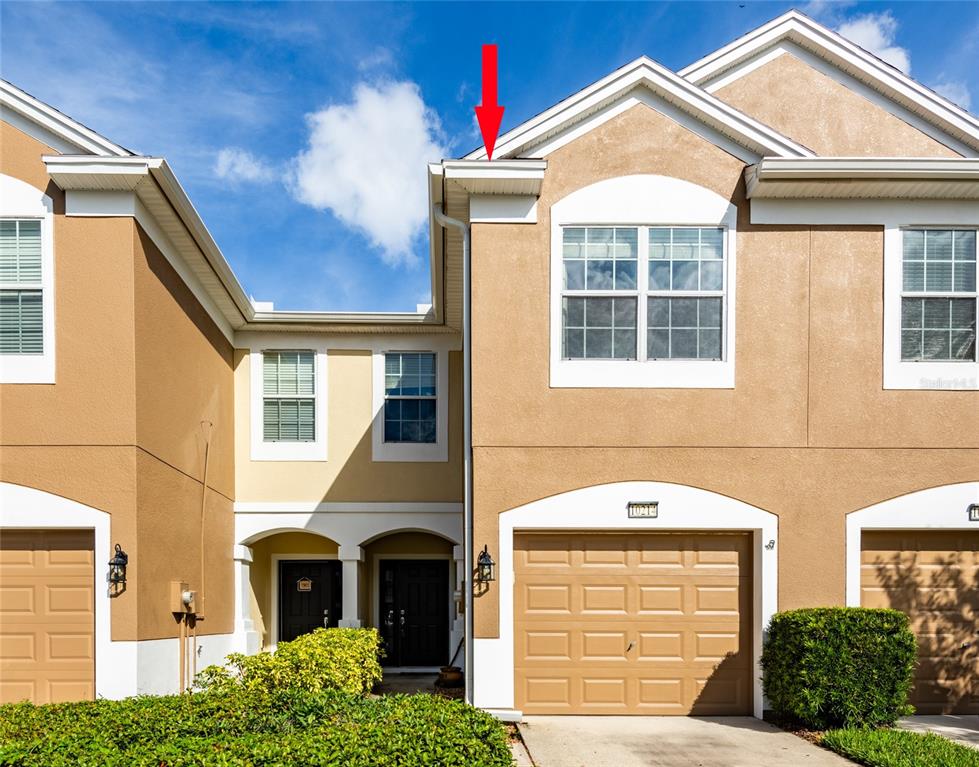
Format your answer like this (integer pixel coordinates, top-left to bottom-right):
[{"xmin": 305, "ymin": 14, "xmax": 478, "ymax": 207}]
[
  {"xmin": 883, "ymin": 360, "xmax": 978, "ymax": 390},
  {"xmin": 372, "ymin": 440, "xmax": 448, "ymax": 463},
  {"xmin": 0, "ymin": 353, "xmax": 55, "ymax": 384},
  {"xmin": 251, "ymin": 440, "xmax": 327, "ymax": 462},
  {"xmin": 550, "ymin": 358, "xmax": 734, "ymax": 389}
]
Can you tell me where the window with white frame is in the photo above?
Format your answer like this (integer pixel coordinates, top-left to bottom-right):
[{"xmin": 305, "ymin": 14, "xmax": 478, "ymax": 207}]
[
  {"xmin": 561, "ymin": 226, "xmax": 725, "ymax": 361},
  {"xmin": 263, "ymin": 351, "xmax": 316, "ymax": 442},
  {"xmin": 900, "ymin": 229, "xmax": 976, "ymax": 362},
  {"xmin": 383, "ymin": 352, "xmax": 436, "ymax": 443},
  {"xmin": 0, "ymin": 220, "xmax": 44, "ymax": 356}
]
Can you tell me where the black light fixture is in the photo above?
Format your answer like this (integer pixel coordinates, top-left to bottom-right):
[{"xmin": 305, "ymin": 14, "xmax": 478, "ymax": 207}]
[
  {"xmin": 476, "ymin": 545, "xmax": 496, "ymax": 583},
  {"xmin": 108, "ymin": 543, "xmax": 128, "ymax": 587}
]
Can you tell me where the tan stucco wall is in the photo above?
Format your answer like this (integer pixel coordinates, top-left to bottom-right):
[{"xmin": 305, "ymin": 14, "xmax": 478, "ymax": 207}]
[
  {"xmin": 713, "ymin": 52, "xmax": 961, "ymax": 157},
  {"xmin": 234, "ymin": 348, "xmax": 464, "ymax": 502},
  {"xmin": 468, "ymin": 103, "xmax": 979, "ymax": 639},
  {"xmin": 1, "ymin": 120, "xmax": 236, "ymax": 639},
  {"xmin": 248, "ymin": 532, "xmax": 340, "ymax": 649}
]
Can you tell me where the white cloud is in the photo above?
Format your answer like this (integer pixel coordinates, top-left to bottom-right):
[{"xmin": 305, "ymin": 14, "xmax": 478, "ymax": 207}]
[
  {"xmin": 932, "ymin": 79, "xmax": 972, "ymax": 110},
  {"xmin": 290, "ymin": 80, "xmax": 448, "ymax": 266},
  {"xmin": 837, "ymin": 12, "xmax": 911, "ymax": 74},
  {"xmin": 214, "ymin": 148, "xmax": 277, "ymax": 183}
]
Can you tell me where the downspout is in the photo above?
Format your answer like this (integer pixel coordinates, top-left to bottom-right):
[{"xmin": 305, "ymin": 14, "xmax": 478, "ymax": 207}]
[{"xmin": 432, "ymin": 205, "xmax": 473, "ymax": 705}]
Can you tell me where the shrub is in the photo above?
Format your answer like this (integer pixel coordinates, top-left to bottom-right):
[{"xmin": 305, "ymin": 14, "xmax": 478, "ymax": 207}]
[
  {"xmin": 195, "ymin": 627, "xmax": 383, "ymax": 696},
  {"xmin": 761, "ymin": 607, "xmax": 916, "ymax": 729},
  {"xmin": 0, "ymin": 688, "xmax": 514, "ymax": 767},
  {"xmin": 822, "ymin": 728, "xmax": 979, "ymax": 767}
]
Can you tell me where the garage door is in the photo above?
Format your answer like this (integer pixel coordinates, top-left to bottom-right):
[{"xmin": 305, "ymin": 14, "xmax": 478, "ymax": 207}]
[
  {"xmin": 514, "ymin": 532, "xmax": 752, "ymax": 715},
  {"xmin": 0, "ymin": 530, "xmax": 95, "ymax": 704},
  {"xmin": 861, "ymin": 530, "xmax": 979, "ymax": 714}
]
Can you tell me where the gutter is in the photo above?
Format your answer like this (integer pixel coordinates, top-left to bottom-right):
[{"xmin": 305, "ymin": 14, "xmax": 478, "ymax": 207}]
[{"xmin": 431, "ymin": 203, "xmax": 473, "ymax": 705}]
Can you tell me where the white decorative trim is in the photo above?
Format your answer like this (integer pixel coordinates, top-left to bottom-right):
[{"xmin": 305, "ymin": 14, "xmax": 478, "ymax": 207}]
[
  {"xmin": 845, "ymin": 482, "xmax": 979, "ymax": 607},
  {"xmin": 0, "ymin": 482, "xmax": 128, "ymax": 698},
  {"xmin": 549, "ymin": 175, "xmax": 737, "ymax": 388},
  {"xmin": 234, "ymin": 502, "xmax": 463, "ymax": 514},
  {"xmin": 470, "ymin": 195, "xmax": 538, "ymax": 224},
  {"xmin": 471, "ymin": 481, "xmax": 778, "ymax": 719},
  {"xmin": 0, "ymin": 174, "xmax": 55, "ymax": 384},
  {"xmin": 65, "ymin": 190, "xmax": 138, "ymax": 217},
  {"xmin": 248, "ymin": 342, "xmax": 329, "ymax": 461},
  {"xmin": 371, "ymin": 342, "xmax": 451, "ymax": 463}
]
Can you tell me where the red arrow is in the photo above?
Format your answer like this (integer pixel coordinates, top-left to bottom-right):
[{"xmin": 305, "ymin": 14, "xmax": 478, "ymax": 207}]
[{"xmin": 475, "ymin": 44, "xmax": 505, "ymax": 161}]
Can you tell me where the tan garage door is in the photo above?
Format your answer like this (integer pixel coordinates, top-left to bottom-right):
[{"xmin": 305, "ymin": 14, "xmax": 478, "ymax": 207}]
[
  {"xmin": 0, "ymin": 529, "xmax": 95, "ymax": 704},
  {"xmin": 861, "ymin": 530, "xmax": 979, "ymax": 714},
  {"xmin": 514, "ymin": 532, "xmax": 752, "ymax": 715}
]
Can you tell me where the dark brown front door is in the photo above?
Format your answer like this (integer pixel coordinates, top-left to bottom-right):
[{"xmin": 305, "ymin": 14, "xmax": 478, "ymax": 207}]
[
  {"xmin": 379, "ymin": 560, "xmax": 449, "ymax": 667},
  {"xmin": 278, "ymin": 560, "xmax": 342, "ymax": 643}
]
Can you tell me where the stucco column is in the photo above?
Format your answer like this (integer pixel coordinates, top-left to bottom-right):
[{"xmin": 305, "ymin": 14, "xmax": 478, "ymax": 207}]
[
  {"xmin": 233, "ymin": 545, "xmax": 261, "ymax": 654},
  {"xmin": 338, "ymin": 545, "xmax": 364, "ymax": 628}
]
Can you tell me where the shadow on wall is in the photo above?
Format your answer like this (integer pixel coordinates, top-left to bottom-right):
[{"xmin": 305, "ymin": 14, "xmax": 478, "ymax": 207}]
[
  {"xmin": 867, "ymin": 550, "xmax": 979, "ymax": 714},
  {"xmin": 690, "ymin": 650, "xmax": 753, "ymax": 716}
]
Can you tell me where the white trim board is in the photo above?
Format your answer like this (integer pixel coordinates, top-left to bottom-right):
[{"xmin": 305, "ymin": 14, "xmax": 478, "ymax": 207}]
[
  {"xmin": 549, "ymin": 175, "xmax": 737, "ymax": 388},
  {"xmin": 471, "ymin": 481, "xmax": 778, "ymax": 720},
  {"xmin": 235, "ymin": 502, "xmax": 462, "ymax": 514},
  {"xmin": 845, "ymin": 482, "xmax": 979, "ymax": 607}
]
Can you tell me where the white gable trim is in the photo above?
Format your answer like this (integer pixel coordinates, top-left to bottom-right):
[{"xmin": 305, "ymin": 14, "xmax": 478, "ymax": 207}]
[
  {"xmin": 1, "ymin": 80, "xmax": 131, "ymax": 157},
  {"xmin": 463, "ymin": 57, "xmax": 813, "ymax": 161},
  {"xmin": 680, "ymin": 11, "xmax": 979, "ymax": 156}
]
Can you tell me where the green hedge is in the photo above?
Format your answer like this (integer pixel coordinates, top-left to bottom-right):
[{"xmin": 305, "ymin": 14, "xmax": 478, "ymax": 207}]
[
  {"xmin": 0, "ymin": 689, "xmax": 514, "ymax": 767},
  {"xmin": 761, "ymin": 607, "xmax": 916, "ymax": 729},
  {"xmin": 822, "ymin": 728, "xmax": 979, "ymax": 767},
  {"xmin": 196, "ymin": 627, "xmax": 383, "ymax": 696}
]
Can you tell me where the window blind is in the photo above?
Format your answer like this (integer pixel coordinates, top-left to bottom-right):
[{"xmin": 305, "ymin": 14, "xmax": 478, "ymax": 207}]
[
  {"xmin": 262, "ymin": 351, "xmax": 315, "ymax": 441},
  {"xmin": 0, "ymin": 220, "xmax": 44, "ymax": 355}
]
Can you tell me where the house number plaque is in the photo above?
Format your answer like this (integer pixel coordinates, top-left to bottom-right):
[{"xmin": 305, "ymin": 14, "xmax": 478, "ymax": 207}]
[
  {"xmin": 627, "ymin": 501, "xmax": 658, "ymax": 519},
  {"xmin": 296, "ymin": 577, "xmax": 313, "ymax": 592}
]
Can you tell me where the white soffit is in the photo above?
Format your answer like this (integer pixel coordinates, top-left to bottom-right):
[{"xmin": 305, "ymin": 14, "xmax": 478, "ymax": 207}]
[
  {"xmin": 745, "ymin": 157, "xmax": 979, "ymax": 199},
  {"xmin": 442, "ymin": 160, "xmax": 546, "ymax": 195},
  {"xmin": 462, "ymin": 56, "xmax": 814, "ymax": 161},
  {"xmin": 679, "ymin": 11, "xmax": 979, "ymax": 157}
]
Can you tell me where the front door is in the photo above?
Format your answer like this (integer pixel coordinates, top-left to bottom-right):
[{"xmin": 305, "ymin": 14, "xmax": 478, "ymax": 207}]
[
  {"xmin": 379, "ymin": 560, "xmax": 449, "ymax": 667},
  {"xmin": 278, "ymin": 560, "xmax": 342, "ymax": 643}
]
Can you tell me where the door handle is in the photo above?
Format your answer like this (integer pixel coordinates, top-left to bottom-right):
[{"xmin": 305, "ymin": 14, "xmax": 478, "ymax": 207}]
[
  {"xmin": 323, "ymin": 609, "xmax": 329, "ymax": 628},
  {"xmin": 385, "ymin": 609, "xmax": 395, "ymax": 628},
  {"xmin": 626, "ymin": 641, "xmax": 635, "ymax": 653},
  {"xmin": 399, "ymin": 608, "xmax": 406, "ymax": 637}
]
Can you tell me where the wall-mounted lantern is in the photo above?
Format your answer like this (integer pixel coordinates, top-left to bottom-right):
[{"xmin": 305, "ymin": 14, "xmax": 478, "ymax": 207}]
[
  {"xmin": 108, "ymin": 543, "xmax": 128, "ymax": 589},
  {"xmin": 476, "ymin": 545, "xmax": 496, "ymax": 583}
]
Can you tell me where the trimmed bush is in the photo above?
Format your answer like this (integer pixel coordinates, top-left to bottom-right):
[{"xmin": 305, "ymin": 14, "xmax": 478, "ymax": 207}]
[
  {"xmin": 761, "ymin": 607, "xmax": 916, "ymax": 729},
  {"xmin": 0, "ymin": 688, "xmax": 514, "ymax": 767},
  {"xmin": 195, "ymin": 626, "xmax": 383, "ymax": 696},
  {"xmin": 822, "ymin": 728, "xmax": 979, "ymax": 767}
]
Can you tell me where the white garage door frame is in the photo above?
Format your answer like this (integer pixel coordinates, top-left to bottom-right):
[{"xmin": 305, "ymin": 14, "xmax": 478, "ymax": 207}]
[
  {"xmin": 472, "ymin": 481, "xmax": 778, "ymax": 719},
  {"xmin": 845, "ymin": 481, "xmax": 979, "ymax": 607}
]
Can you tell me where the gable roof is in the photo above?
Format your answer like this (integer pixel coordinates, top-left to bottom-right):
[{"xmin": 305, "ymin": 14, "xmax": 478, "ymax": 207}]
[
  {"xmin": 463, "ymin": 55, "xmax": 815, "ymax": 162},
  {"xmin": 679, "ymin": 10, "xmax": 979, "ymax": 157}
]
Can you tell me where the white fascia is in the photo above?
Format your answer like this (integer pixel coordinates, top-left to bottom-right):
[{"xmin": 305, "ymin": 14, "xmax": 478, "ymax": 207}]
[
  {"xmin": 0, "ymin": 174, "xmax": 56, "ymax": 384},
  {"xmin": 749, "ymin": 199, "xmax": 979, "ymax": 390},
  {"xmin": 679, "ymin": 11, "xmax": 979, "ymax": 156},
  {"xmin": 463, "ymin": 57, "xmax": 812, "ymax": 161},
  {"xmin": 550, "ymin": 174, "xmax": 737, "ymax": 389}
]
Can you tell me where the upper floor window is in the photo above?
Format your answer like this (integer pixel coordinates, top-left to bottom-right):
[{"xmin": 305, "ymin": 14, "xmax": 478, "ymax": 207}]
[
  {"xmin": 383, "ymin": 352, "xmax": 436, "ymax": 443},
  {"xmin": 0, "ymin": 220, "xmax": 44, "ymax": 355},
  {"xmin": 561, "ymin": 226, "xmax": 726, "ymax": 362},
  {"xmin": 263, "ymin": 350, "xmax": 315, "ymax": 442},
  {"xmin": 901, "ymin": 229, "xmax": 976, "ymax": 362}
]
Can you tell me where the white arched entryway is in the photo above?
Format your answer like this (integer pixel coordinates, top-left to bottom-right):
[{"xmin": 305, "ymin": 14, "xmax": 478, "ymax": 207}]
[{"xmin": 472, "ymin": 481, "xmax": 778, "ymax": 719}]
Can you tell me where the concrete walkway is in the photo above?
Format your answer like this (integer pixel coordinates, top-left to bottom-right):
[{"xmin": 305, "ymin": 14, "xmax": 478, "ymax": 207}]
[
  {"xmin": 517, "ymin": 716, "xmax": 853, "ymax": 767},
  {"xmin": 898, "ymin": 715, "xmax": 979, "ymax": 750}
]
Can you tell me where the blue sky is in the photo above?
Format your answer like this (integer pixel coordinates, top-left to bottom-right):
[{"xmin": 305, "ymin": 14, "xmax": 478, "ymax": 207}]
[{"xmin": 2, "ymin": 1, "xmax": 977, "ymax": 312}]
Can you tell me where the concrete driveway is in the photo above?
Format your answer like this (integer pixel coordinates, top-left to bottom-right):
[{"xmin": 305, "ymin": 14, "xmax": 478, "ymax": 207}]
[{"xmin": 517, "ymin": 717, "xmax": 853, "ymax": 767}]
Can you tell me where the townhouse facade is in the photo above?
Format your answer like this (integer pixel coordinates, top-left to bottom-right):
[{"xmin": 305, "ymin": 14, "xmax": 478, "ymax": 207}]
[{"xmin": 1, "ymin": 11, "xmax": 977, "ymax": 718}]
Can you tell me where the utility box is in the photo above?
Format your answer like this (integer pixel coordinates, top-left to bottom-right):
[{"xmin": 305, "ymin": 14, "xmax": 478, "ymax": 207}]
[{"xmin": 169, "ymin": 581, "xmax": 195, "ymax": 614}]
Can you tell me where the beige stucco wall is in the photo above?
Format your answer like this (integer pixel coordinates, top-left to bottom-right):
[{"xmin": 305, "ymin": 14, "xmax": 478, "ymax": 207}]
[
  {"xmin": 713, "ymin": 52, "xmax": 961, "ymax": 157},
  {"xmin": 234, "ymin": 347, "xmax": 464, "ymax": 502},
  {"xmin": 468, "ymin": 102, "xmax": 979, "ymax": 639},
  {"xmin": 1, "ymin": 120, "xmax": 236, "ymax": 640}
]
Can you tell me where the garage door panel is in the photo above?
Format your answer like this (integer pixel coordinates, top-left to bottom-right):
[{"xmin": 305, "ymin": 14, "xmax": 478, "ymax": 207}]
[
  {"xmin": 515, "ymin": 532, "xmax": 752, "ymax": 715},
  {"xmin": 0, "ymin": 530, "xmax": 94, "ymax": 705},
  {"xmin": 861, "ymin": 530, "xmax": 979, "ymax": 715}
]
